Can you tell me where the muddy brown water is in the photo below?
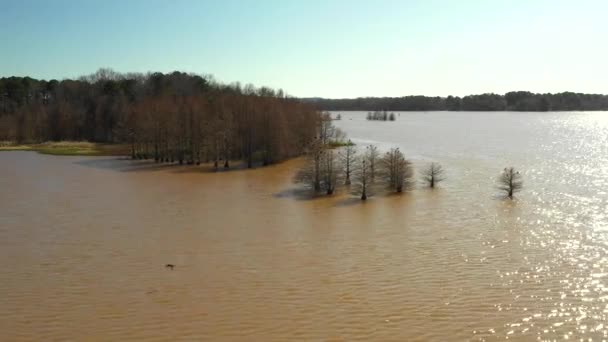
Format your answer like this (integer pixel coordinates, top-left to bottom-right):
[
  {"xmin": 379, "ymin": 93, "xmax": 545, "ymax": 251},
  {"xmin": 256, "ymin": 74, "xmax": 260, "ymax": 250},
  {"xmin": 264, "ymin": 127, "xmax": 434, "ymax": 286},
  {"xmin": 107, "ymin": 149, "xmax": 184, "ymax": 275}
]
[{"xmin": 1, "ymin": 111, "xmax": 608, "ymax": 341}]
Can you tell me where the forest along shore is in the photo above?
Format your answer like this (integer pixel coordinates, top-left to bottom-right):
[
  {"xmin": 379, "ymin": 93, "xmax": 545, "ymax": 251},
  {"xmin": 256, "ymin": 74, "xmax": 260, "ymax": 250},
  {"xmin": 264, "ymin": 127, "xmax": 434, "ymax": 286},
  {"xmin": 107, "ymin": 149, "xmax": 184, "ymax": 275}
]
[{"xmin": 0, "ymin": 69, "xmax": 321, "ymax": 167}]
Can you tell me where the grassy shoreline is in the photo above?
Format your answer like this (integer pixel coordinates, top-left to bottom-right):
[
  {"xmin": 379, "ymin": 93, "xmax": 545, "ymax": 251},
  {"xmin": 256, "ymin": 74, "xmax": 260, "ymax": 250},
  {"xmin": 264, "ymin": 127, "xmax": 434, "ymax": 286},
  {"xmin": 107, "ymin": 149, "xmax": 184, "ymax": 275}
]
[
  {"xmin": 0, "ymin": 141, "xmax": 129, "ymax": 156},
  {"xmin": 0, "ymin": 139, "xmax": 352, "ymax": 157}
]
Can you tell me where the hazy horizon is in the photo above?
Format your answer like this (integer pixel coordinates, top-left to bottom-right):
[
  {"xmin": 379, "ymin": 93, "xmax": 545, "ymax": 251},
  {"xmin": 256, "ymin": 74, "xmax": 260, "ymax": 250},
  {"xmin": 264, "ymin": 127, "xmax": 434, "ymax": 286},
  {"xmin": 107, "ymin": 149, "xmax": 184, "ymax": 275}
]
[{"xmin": 2, "ymin": 0, "xmax": 607, "ymax": 98}]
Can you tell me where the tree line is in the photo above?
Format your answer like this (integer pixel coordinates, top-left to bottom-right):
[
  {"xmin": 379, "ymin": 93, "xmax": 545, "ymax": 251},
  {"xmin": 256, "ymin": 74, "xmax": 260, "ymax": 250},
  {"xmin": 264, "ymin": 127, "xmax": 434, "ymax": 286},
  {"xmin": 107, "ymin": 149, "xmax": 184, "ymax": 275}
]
[
  {"xmin": 0, "ymin": 69, "xmax": 322, "ymax": 167},
  {"xmin": 366, "ymin": 110, "xmax": 396, "ymax": 121},
  {"xmin": 305, "ymin": 91, "xmax": 608, "ymax": 111}
]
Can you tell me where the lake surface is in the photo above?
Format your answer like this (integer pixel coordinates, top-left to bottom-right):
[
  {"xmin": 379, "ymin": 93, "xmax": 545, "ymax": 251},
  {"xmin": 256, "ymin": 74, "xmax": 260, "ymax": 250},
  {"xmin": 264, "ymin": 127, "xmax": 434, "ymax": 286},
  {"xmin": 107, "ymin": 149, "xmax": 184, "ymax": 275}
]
[{"xmin": 1, "ymin": 111, "xmax": 608, "ymax": 341}]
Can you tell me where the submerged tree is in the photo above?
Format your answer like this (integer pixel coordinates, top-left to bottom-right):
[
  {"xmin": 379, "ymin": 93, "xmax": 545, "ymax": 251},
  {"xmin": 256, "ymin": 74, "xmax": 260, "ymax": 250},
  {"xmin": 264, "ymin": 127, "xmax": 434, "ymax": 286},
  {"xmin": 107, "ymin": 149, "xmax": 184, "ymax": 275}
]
[
  {"xmin": 295, "ymin": 120, "xmax": 344, "ymax": 195},
  {"xmin": 381, "ymin": 148, "xmax": 414, "ymax": 192},
  {"xmin": 367, "ymin": 110, "xmax": 390, "ymax": 121},
  {"xmin": 340, "ymin": 140, "xmax": 356, "ymax": 185},
  {"xmin": 365, "ymin": 144, "xmax": 379, "ymax": 181},
  {"xmin": 498, "ymin": 167, "xmax": 523, "ymax": 198},
  {"xmin": 321, "ymin": 149, "xmax": 339, "ymax": 195},
  {"xmin": 353, "ymin": 159, "xmax": 371, "ymax": 200},
  {"xmin": 422, "ymin": 162, "xmax": 445, "ymax": 188},
  {"xmin": 294, "ymin": 139, "xmax": 324, "ymax": 192}
]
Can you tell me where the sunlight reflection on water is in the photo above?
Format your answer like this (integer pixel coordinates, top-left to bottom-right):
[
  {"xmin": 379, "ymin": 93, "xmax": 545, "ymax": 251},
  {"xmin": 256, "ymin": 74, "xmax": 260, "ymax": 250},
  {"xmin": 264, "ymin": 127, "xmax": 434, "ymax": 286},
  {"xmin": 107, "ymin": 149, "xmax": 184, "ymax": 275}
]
[{"xmin": 334, "ymin": 111, "xmax": 608, "ymax": 340}]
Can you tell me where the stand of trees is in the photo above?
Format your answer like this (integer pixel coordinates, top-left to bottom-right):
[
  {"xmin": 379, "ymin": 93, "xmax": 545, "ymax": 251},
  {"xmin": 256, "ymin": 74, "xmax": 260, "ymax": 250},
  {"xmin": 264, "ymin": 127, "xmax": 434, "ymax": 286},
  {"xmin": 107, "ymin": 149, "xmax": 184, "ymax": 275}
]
[
  {"xmin": 305, "ymin": 91, "xmax": 608, "ymax": 111},
  {"xmin": 366, "ymin": 110, "xmax": 396, "ymax": 121},
  {"xmin": 296, "ymin": 143, "xmax": 415, "ymax": 200},
  {"xmin": 0, "ymin": 69, "xmax": 320, "ymax": 167},
  {"xmin": 297, "ymin": 144, "xmax": 526, "ymax": 200}
]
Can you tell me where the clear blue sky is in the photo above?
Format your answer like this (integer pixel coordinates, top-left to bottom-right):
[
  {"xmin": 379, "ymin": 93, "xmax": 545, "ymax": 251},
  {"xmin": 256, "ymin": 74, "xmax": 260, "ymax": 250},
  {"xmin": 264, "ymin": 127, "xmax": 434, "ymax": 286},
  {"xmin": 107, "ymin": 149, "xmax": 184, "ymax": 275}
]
[{"xmin": 1, "ymin": 0, "xmax": 607, "ymax": 98}]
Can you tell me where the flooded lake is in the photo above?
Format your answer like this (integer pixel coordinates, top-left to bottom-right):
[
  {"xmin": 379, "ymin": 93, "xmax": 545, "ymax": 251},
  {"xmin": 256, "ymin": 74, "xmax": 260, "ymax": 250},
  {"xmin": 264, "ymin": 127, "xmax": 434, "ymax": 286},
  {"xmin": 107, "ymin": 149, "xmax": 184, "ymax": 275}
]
[{"xmin": 1, "ymin": 111, "xmax": 608, "ymax": 341}]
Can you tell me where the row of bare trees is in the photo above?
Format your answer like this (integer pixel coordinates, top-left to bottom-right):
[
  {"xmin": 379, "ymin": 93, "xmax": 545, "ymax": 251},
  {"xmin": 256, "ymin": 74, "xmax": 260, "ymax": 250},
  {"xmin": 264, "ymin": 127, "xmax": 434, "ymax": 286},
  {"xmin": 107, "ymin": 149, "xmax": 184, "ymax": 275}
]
[
  {"xmin": 121, "ymin": 92, "xmax": 320, "ymax": 168},
  {"xmin": 295, "ymin": 140, "xmax": 524, "ymax": 200},
  {"xmin": 295, "ymin": 142, "xmax": 446, "ymax": 200}
]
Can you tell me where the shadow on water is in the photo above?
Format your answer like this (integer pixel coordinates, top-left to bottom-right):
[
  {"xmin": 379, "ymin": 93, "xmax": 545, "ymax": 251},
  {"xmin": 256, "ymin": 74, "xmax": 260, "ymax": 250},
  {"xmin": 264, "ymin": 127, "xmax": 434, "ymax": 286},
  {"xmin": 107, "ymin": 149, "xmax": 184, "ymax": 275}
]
[
  {"xmin": 74, "ymin": 158, "xmax": 274, "ymax": 174},
  {"xmin": 273, "ymin": 188, "xmax": 393, "ymax": 208},
  {"xmin": 273, "ymin": 187, "xmax": 330, "ymax": 201},
  {"xmin": 274, "ymin": 186, "xmax": 373, "ymax": 205},
  {"xmin": 171, "ymin": 161, "xmax": 275, "ymax": 174},
  {"xmin": 333, "ymin": 197, "xmax": 366, "ymax": 207},
  {"xmin": 74, "ymin": 158, "xmax": 179, "ymax": 173},
  {"xmin": 274, "ymin": 184, "xmax": 420, "ymax": 206},
  {"xmin": 491, "ymin": 192, "xmax": 524, "ymax": 203},
  {"xmin": 494, "ymin": 195, "xmax": 523, "ymax": 215}
]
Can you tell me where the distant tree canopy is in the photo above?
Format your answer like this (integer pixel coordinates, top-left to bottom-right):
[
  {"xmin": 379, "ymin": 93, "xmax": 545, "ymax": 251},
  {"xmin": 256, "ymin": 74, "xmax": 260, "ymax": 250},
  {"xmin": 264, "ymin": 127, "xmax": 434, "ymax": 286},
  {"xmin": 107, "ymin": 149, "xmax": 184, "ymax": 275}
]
[
  {"xmin": 304, "ymin": 91, "xmax": 608, "ymax": 112},
  {"xmin": 0, "ymin": 69, "xmax": 320, "ymax": 166}
]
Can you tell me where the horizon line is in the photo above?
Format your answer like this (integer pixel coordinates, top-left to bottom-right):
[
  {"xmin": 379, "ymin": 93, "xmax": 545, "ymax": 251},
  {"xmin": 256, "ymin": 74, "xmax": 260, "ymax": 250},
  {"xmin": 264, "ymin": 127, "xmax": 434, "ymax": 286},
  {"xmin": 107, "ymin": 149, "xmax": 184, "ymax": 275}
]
[{"xmin": 3, "ymin": 69, "xmax": 608, "ymax": 99}]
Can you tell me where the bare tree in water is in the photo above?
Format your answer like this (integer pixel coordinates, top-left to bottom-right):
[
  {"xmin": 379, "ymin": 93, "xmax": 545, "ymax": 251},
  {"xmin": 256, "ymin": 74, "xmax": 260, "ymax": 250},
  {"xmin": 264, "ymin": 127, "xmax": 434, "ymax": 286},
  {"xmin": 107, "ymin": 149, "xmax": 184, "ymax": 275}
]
[
  {"xmin": 318, "ymin": 112, "xmax": 335, "ymax": 145},
  {"xmin": 353, "ymin": 159, "xmax": 371, "ymax": 200},
  {"xmin": 365, "ymin": 144, "xmax": 379, "ymax": 181},
  {"xmin": 321, "ymin": 149, "xmax": 339, "ymax": 195},
  {"xmin": 294, "ymin": 139, "xmax": 324, "ymax": 192},
  {"xmin": 381, "ymin": 148, "xmax": 414, "ymax": 193},
  {"xmin": 340, "ymin": 140, "xmax": 356, "ymax": 185},
  {"xmin": 497, "ymin": 167, "xmax": 523, "ymax": 198},
  {"xmin": 421, "ymin": 162, "xmax": 445, "ymax": 188}
]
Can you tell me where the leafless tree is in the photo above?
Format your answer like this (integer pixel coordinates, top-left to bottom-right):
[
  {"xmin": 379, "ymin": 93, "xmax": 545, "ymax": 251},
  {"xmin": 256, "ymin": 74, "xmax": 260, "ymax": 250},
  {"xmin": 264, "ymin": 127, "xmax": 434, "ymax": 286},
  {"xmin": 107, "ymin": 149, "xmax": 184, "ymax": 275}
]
[
  {"xmin": 318, "ymin": 112, "xmax": 334, "ymax": 145},
  {"xmin": 340, "ymin": 140, "xmax": 356, "ymax": 185},
  {"xmin": 295, "ymin": 140, "xmax": 342, "ymax": 195},
  {"xmin": 365, "ymin": 144, "xmax": 379, "ymax": 181},
  {"xmin": 498, "ymin": 167, "xmax": 523, "ymax": 198},
  {"xmin": 294, "ymin": 139, "xmax": 324, "ymax": 192},
  {"xmin": 353, "ymin": 159, "xmax": 371, "ymax": 200},
  {"xmin": 422, "ymin": 162, "xmax": 445, "ymax": 188},
  {"xmin": 381, "ymin": 148, "xmax": 414, "ymax": 192},
  {"xmin": 321, "ymin": 149, "xmax": 339, "ymax": 195}
]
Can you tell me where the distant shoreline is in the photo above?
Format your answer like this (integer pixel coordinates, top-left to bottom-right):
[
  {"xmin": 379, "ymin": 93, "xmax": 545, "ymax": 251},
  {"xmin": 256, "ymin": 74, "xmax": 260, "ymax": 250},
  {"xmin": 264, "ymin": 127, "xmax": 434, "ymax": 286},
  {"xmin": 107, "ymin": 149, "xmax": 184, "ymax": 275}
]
[
  {"xmin": 324, "ymin": 109, "xmax": 608, "ymax": 112},
  {"xmin": 303, "ymin": 91, "xmax": 608, "ymax": 112}
]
